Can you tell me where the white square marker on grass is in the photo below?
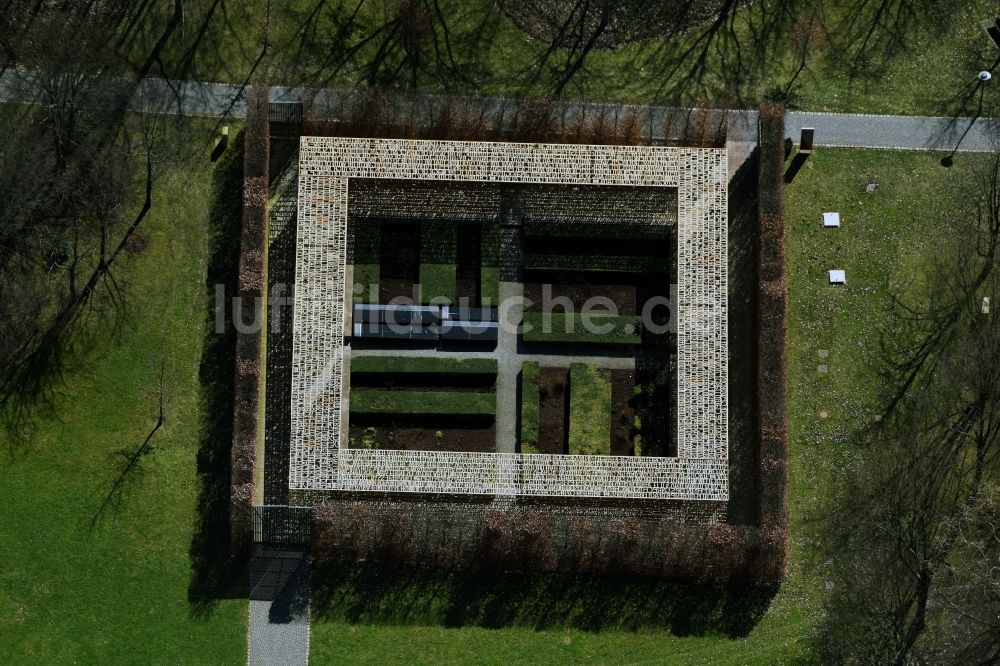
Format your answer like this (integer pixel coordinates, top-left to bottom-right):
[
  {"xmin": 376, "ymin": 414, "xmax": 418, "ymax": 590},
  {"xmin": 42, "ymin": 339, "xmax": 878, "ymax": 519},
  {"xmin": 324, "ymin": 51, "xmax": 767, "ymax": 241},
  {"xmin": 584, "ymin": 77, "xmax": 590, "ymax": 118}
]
[
  {"xmin": 829, "ymin": 269, "xmax": 846, "ymax": 285},
  {"xmin": 823, "ymin": 212, "xmax": 841, "ymax": 227}
]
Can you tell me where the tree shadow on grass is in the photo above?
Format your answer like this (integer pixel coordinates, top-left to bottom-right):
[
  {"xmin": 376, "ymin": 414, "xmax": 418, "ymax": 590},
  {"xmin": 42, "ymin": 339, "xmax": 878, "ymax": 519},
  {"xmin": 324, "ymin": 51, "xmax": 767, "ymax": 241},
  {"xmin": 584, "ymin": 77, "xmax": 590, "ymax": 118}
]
[
  {"xmin": 312, "ymin": 561, "xmax": 777, "ymax": 637},
  {"xmin": 188, "ymin": 133, "xmax": 248, "ymax": 616}
]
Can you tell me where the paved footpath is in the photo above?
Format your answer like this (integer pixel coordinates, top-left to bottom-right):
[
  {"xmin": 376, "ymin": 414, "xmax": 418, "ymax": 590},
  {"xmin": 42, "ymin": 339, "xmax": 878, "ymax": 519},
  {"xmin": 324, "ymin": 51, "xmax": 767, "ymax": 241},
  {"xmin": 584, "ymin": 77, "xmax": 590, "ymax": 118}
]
[
  {"xmin": 247, "ymin": 548, "xmax": 310, "ymax": 666},
  {"xmin": 1, "ymin": 70, "xmax": 996, "ymax": 152}
]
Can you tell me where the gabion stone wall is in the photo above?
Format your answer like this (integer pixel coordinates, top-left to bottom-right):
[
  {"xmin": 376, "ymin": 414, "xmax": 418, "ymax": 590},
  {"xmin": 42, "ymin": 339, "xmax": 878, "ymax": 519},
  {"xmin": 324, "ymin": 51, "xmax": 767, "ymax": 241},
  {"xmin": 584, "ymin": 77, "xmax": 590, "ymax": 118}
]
[{"xmin": 291, "ymin": 138, "xmax": 728, "ymax": 501}]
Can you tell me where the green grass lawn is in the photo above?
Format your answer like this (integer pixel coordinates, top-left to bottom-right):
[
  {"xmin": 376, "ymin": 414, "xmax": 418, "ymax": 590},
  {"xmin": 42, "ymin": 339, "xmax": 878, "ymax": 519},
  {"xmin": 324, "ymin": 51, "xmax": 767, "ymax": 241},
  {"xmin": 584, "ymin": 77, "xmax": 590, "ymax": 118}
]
[
  {"xmin": 0, "ymin": 122, "xmax": 247, "ymax": 663},
  {"xmin": 782, "ymin": 148, "xmax": 987, "ymax": 544},
  {"xmin": 310, "ymin": 148, "xmax": 978, "ymax": 664},
  {"xmin": 219, "ymin": 0, "xmax": 994, "ymax": 115}
]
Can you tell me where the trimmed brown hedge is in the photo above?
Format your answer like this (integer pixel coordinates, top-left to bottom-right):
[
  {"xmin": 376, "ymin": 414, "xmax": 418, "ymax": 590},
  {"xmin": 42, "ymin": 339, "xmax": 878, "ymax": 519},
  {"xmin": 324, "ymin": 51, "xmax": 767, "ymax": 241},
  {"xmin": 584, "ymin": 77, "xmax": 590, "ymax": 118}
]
[
  {"xmin": 754, "ymin": 101, "xmax": 790, "ymax": 577},
  {"xmin": 310, "ymin": 498, "xmax": 770, "ymax": 579},
  {"xmin": 300, "ymin": 89, "xmax": 728, "ymax": 148},
  {"xmin": 229, "ymin": 84, "xmax": 270, "ymax": 555}
]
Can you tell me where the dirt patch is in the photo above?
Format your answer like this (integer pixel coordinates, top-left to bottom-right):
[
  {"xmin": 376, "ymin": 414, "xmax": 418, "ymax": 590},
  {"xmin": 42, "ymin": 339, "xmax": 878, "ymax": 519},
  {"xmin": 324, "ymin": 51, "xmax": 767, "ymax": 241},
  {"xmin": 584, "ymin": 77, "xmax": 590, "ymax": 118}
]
[
  {"xmin": 610, "ymin": 370, "xmax": 637, "ymax": 456},
  {"xmin": 525, "ymin": 235, "xmax": 669, "ymax": 258},
  {"xmin": 524, "ymin": 277, "xmax": 638, "ymax": 315},
  {"xmin": 523, "ymin": 271, "xmax": 675, "ymax": 317},
  {"xmin": 380, "ymin": 222, "xmax": 420, "ymax": 303},
  {"xmin": 124, "ymin": 233, "xmax": 148, "ymax": 255},
  {"xmin": 634, "ymin": 357, "xmax": 676, "ymax": 456},
  {"xmin": 536, "ymin": 367, "xmax": 568, "ymax": 454},
  {"xmin": 349, "ymin": 416, "xmax": 495, "ymax": 453}
]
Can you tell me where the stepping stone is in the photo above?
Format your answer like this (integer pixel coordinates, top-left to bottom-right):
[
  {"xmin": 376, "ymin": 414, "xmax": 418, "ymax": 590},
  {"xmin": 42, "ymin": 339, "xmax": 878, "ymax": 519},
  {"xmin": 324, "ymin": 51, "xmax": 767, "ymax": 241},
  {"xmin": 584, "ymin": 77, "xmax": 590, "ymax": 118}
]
[
  {"xmin": 818, "ymin": 364, "xmax": 828, "ymax": 374},
  {"xmin": 818, "ymin": 349, "xmax": 829, "ymax": 358},
  {"xmin": 828, "ymin": 269, "xmax": 846, "ymax": 285},
  {"xmin": 822, "ymin": 212, "xmax": 841, "ymax": 227},
  {"xmin": 819, "ymin": 410, "xmax": 829, "ymax": 420}
]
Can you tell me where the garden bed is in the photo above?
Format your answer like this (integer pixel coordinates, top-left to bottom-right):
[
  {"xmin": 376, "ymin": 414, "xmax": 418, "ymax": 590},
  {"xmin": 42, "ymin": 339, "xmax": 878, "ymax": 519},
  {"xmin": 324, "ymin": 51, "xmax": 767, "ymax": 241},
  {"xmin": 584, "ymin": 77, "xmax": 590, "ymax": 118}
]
[
  {"xmin": 456, "ymin": 225, "xmax": 481, "ymax": 305},
  {"xmin": 610, "ymin": 370, "xmax": 638, "ymax": 456},
  {"xmin": 633, "ymin": 358, "xmax": 676, "ymax": 456},
  {"xmin": 524, "ymin": 253, "xmax": 668, "ymax": 274},
  {"xmin": 535, "ymin": 366, "xmax": 569, "ymax": 454},
  {"xmin": 379, "ymin": 222, "xmax": 420, "ymax": 303},
  {"xmin": 523, "ymin": 271, "xmax": 674, "ymax": 317}
]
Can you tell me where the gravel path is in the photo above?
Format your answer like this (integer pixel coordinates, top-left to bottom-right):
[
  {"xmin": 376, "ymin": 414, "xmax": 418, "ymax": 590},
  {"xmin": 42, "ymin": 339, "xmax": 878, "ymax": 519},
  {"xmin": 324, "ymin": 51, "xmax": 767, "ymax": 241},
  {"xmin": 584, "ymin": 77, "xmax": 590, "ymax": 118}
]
[
  {"xmin": 247, "ymin": 548, "xmax": 310, "ymax": 666},
  {"xmin": 2, "ymin": 70, "xmax": 996, "ymax": 152}
]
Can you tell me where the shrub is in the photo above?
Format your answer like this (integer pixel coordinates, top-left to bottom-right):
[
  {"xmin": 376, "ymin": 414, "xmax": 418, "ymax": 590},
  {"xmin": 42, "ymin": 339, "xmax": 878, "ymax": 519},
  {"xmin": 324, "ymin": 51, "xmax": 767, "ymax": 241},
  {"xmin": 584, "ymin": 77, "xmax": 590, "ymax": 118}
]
[
  {"xmin": 520, "ymin": 361, "xmax": 540, "ymax": 450},
  {"xmin": 568, "ymin": 363, "xmax": 611, "ymax": 455},
  {"xmin": 350, "ymin": 356, "xmax": 497, "ymax": 375},
  {"xmin": 349, "ymin": 390, "xmax": 495, "ymax": 416},
  {"xmin": 522, "ymin": 312, "xmax": 642, "ymax": 345}
]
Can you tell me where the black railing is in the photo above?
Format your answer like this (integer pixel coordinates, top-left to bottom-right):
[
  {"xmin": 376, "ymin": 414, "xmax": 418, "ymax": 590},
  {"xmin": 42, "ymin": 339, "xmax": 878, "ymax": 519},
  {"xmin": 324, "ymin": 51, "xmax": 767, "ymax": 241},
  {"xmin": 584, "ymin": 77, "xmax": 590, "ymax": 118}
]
[
  {"xmin": 252, "ymin": 504, "xmax": 312, "ymax": 544},
  {"xmin": 269, "ymin": 101, "xmax": 304, "ymax": 140}
]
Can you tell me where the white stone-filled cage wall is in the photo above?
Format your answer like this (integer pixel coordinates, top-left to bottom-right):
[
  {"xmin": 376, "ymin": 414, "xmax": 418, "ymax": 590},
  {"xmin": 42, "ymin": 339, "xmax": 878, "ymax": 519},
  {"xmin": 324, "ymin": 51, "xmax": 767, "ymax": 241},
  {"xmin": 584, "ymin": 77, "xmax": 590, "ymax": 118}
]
[{"xmin": 290, "ymin": 137, "xmax": 728, "ymax": 501}]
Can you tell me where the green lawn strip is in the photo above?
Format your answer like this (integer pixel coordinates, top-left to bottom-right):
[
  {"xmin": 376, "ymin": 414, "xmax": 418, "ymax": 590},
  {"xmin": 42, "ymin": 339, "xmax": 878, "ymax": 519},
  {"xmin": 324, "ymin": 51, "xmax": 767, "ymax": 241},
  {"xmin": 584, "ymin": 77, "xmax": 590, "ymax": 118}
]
[
  {"xmin": 352, "ymin": 263, "xmax": 380, "ymax": 304},
  {"xmin": 480, "ymin": 266, "xmax": 501, "ymax": 306},
  {"xmin": 350, "ymin": 216, "xmax": 381, "ymax": 304},
  {"xmin": 523, "ymin": 253, "xmax": 668, "ymax": 274},
  {"xmin": 568, "ymin": 363, "xmax": 612, "ymax": 456},
  {"xmin": 519, "ymin": 361, "xmax": 540, "ymax": 452},
  {"xmin": 309, "ymin": 617, "xmax": 810, "ymax": 666},
  {"xmin": 522, "ymin": 312, "xmax": 642, "ymax": 345},
  {"xmin": 349, "ymin": 391, "xmax": 495, "ymax": 416},
  {"xmin": 0, "ymin": 121, "xmax": 246, "ymax": 662},
  {"xmin": 420, "ymin": 220, "xmax": 457, "ymax": 304},
  {"xmin": 351, "ymin": 356, "xmax": 497, "ymax": 375},
  {"xmin": 419, "ymin": 263, "xmax": 457, "ymax": 305}
]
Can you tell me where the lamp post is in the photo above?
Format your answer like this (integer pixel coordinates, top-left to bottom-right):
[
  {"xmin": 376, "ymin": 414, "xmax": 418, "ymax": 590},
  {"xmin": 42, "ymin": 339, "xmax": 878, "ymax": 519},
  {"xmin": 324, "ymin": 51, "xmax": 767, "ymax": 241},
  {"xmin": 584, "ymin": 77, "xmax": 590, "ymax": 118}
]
[{"xmin": 940, "ymin": 70, "xmax": 992, "ymax": 167}]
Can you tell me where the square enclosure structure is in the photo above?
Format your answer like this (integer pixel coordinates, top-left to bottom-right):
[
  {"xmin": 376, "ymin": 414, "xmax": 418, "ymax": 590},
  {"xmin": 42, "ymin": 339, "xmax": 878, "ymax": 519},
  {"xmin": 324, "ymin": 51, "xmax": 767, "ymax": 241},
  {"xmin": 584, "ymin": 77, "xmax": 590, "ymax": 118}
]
[{"xmin": 290, "ymin": 137, "xmax": 728, "ymax": 501}]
